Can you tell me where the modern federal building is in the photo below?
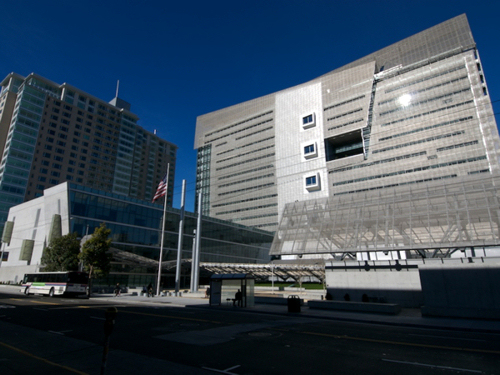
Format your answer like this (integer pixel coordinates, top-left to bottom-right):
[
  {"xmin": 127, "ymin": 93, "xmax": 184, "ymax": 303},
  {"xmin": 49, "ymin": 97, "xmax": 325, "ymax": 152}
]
[
  {"xmin": 0, "ymin": 182, "xmax": 273, "ymax": 286},
  {"xmin": 0, "ymin": 73, "xmax": 177, "ymax": 231},
  {"xmin": 194, "ymin": 14, "xmax": 500, "ymax": 317},
  {"xmin": 194, "ymin": 14, "xmax": 500, "ymax": 240}
]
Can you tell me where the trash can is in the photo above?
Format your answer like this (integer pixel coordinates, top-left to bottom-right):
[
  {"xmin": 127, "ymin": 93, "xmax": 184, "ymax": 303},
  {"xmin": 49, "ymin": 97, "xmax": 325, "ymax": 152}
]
[{"xmin": 287, "ymin": 295, "xmax": 301, "ymax": 313}]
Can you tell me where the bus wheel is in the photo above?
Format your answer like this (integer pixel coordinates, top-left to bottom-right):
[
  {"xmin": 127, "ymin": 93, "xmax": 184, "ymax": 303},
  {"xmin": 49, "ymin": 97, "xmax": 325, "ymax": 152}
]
[
  {"xmin": 48, "ymin": 288, "xmax": 55, "ymax": 297},
  {"xmin": 24, "ymin": 287, "xmax": 30, "ymax": 295}
]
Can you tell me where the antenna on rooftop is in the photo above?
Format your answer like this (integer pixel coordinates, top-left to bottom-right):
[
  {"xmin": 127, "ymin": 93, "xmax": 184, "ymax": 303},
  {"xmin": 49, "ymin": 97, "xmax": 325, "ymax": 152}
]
[{"xmin": 115, "ymin": 80, "xmax": 120, "ymax": 98}]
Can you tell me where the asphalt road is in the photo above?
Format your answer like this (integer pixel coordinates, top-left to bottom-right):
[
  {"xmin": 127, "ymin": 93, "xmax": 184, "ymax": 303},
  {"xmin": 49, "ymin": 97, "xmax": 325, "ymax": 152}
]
[{"xmin": 1, "ymin": 289, "xmax": 499, "ymax": 375}]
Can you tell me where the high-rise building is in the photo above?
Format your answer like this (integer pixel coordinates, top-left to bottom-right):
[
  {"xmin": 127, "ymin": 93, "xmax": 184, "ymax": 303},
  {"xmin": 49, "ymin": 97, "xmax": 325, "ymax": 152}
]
[
  {"xmin": 0, "ymin": 72, "xmax": 177, "ymax": 227},
  {"xmin": 194, "ymin": 14, "xmax": 500, "ymax": 237}
]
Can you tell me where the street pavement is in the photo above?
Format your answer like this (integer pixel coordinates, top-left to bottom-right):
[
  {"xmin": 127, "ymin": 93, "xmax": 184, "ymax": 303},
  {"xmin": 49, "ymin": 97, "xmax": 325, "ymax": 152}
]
[
  {"xmin": 3, "ymin": 284, "xmax": 500, "ymax": 334},
  {"xmin": 1, "ymin": 284, "xmax": 499, "ymax": 374},
  {"xmin": 93, "ymin": 287, "xmax": 500, "ymax": 334}
]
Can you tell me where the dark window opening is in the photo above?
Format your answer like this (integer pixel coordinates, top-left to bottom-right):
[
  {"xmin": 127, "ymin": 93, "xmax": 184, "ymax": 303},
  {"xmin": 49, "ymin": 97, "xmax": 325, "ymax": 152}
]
[{"xmin": 325, "ymin": 130, "xmax": 364, "ymax": 161}]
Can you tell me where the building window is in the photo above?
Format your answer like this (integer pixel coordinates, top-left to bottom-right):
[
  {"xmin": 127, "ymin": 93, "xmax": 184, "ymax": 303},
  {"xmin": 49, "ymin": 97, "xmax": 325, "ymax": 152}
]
[
  {"xmin": 325, "ymin": 130, "xmax": 364, "ymax": 161},
  {"xmin": 305, "ymin": 172, "xmax": 321, "ymax": 191},
  {"xmin": 303, "ymin": 142, "xmax": 318, "ymax": 159},
  {"xmin": 302, "ymin": 113, "xmax": 316, "ymax": 129}
]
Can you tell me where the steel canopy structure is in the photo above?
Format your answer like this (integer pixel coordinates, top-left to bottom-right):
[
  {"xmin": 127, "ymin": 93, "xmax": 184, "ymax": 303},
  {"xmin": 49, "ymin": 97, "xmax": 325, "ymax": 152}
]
[
  {"xmin": 270, "ymin": 173, "xmax": 500, "ymax": 258},
  {"xmin": 201, "ymin": 260, "xmax": 325, "ymax": 283},
  {"xmin": 106, "ymin": 251, "xmax": 326, "ymax": 283}
]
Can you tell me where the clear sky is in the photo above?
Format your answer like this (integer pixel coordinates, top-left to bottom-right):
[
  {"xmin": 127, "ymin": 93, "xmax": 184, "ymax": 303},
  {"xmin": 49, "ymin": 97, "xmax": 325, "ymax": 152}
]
[{"xmin": 1, "ymin": 1, "xmax": 499, "ymax": 211}]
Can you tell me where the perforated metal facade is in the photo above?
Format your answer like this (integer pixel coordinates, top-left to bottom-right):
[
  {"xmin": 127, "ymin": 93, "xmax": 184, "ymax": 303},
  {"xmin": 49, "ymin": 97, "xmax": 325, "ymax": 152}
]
[{"xmin": 195, "ymin": 14, "xmax": 500, "ymax": 256}]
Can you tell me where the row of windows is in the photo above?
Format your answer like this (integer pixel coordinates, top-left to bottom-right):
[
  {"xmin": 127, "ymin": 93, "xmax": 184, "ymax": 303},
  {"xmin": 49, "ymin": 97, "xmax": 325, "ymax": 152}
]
[
  {"xmin": 372, "ymin": 130, "xmax": 465, "ymax": 155},
  {"xmin": 204, "ymin": 110, "xmax": 273, "ymax": 138},
  {"xmin": 378, "ymin": 75, "xmax": 468, "ymax": 107},
  {"xmin": 379, "ymin": 116, "xmax": 473, "ymax": 142},
  {"xmin": 230, "ymin": 212, "xmax": 278, "ymax": 222},
  {"xmin": 384, "ymin": 64, "xmax": 466, "ymax": 94},
  {"xmin": 326, "ymin": 108, "xmax": 363, "ymax": 122},
  {"xmin": 216, "ymin": 136, "xmax": 274, "ymax": 156},
  {"xmin": 380, "ymin": 100, "xmax": 474, "ymax": 127},
  {"xmin": 218, "ymin": 173, "xmax": 274, "ymax": 188},
  {"xmin": 329, "ymin": 151, "xmax": 427, "ymax": 174},
  {"xmin": 436, "ymin": 140, "xmax": 479, "ymax": 152},
  {"xmin": 379, "ymin": 87, "xmax": 471, "ymax": 117},
  {"xmin": 216, "ymin": 203, "xmax": 278, "ymax": 216},
  {"xmin": 216, "ymin": 145, "xmax": 274, "ymax": 164},
  {"xmin": 215, "ymin": 153, "xmax": 275, "ymax": 171},
  {"xmin": 254, "ymin": 222, "xmax": 279, "ymax": 229},
  {"xmin": 218, "ymin": 164, "xmax": 274, "ymax": 181},
  {"xmin": 218, "ymin": 182, "xmax": 275, "ymax": 196},
  {"xmin": 212, "ymin": 193, "xmax": 278, "ymax": 208},
  {"xmin": 328, "ymin": 118, "xmax": 364, "ymax": 132},
  {"xmin": 333, "ymin": 156, "xmax": 487, "ymax": 187},
  {"xmin": 334, "ymin": 174, "xmax": 458, "ymax": 196},
  {"xmin": 205, "ymin": 118, "xmax": 273, "ymax": 144},
  {"xmin": 235, "ymin": 126, "xmax": 273, "ymax": 141},
  {"xmin": 323, "ymin": 95, "xmax": 366, "ymax": 112}
]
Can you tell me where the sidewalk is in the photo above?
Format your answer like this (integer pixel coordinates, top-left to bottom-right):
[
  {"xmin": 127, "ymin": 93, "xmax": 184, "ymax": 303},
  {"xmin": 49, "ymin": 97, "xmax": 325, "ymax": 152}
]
[
  {"xmin": 94, "ymin": 290, "xmax": 500, "ymax": 334},
  {"xmin": 2, "ymin": 284, "xmax": 499, "ymax": 334}
]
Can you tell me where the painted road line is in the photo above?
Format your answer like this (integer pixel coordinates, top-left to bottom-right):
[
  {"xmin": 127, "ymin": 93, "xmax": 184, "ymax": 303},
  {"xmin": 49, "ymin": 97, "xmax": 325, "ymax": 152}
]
[
  {"xmin": 202, "ymin": 364, "xmax": 241, "ymax": 374},
  {"xmin": 382, "ymin": 358, "xmax": 482, "ymax": 373},
  {"xmin": 119, "ymin": 309, "xmax": 225, "ymax": 324},
  {"xmin": 29, "ymin": 300, "xmax": 60, "ymax": 306},
  {"xmin": 302, "ymin": 331, "xmax": 500, "ymax": 355},
  {"xmin": 0, "ymin": 340, "xmax": 88, "ymax": 375},
  {"xmin": 48, "ymin": 330, "xmax": 73, "ymax": 335},
  {"xmin": 409, "ymin": 333, "xmax": 486, "ymax": 342}
]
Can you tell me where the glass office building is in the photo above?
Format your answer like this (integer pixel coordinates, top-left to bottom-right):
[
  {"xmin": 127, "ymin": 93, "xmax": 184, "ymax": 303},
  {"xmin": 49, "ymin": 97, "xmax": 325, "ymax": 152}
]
[
  {"xmin": 0, "ymin": 73, "xmax": 177, "ymax": 234},
  {"xmin": 0, "ymin": 183, "xmax": 273, "ymax": 286}
]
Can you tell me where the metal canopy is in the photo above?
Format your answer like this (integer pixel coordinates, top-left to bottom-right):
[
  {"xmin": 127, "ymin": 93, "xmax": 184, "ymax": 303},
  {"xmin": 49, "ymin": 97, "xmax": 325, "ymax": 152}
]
[
  {"xmin": 201, "ymin": 260, "xmax": 325, "ymax": 283},
  {"xmin": 109, "ymin": 248, "xmax": 324, "ymax": 283},
  {"xmin": 109, "ymin": 248, "xmax": 190, "ymax": 269},
  {"xmin": 270, "ymin": 173, "xmax": 500, "ymax": 257}
]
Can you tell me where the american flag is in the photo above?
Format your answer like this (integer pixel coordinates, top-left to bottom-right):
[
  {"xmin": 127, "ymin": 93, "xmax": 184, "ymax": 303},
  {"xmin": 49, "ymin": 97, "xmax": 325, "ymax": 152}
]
[{"xmin": 152, "ymin": 173, "xmax": 168, "ymax": 202}]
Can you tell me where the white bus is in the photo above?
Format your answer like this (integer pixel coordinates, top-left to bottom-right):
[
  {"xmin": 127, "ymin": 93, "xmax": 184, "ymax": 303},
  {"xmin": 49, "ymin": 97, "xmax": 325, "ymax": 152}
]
[{"xmin": 21, "ymin": 271, "xmax": 89, "ymax": 297}]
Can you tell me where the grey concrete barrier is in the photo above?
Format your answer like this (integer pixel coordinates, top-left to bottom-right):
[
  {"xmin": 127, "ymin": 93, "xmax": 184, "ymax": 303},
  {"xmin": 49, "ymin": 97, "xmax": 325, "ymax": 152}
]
[
  {"xmin": 255, "ymin": 296, "xmax": 303, "ymax": 305},
  {"xmin": 307, "ymin": 300, "xmax": 401, "ymax": 315}
]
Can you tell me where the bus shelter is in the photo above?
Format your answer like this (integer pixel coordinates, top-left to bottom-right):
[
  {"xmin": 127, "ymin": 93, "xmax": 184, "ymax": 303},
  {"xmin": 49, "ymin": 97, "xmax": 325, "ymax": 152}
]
[{"xmin": 209, "ymin": 274, "xmax": 254, "ymax": 307}]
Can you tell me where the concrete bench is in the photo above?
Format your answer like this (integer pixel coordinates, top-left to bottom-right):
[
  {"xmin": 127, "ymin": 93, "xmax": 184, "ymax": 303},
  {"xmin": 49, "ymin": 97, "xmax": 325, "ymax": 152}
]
[{"xmin": 307, "ymin": 300, "xmax": 401, "ymax": 315}]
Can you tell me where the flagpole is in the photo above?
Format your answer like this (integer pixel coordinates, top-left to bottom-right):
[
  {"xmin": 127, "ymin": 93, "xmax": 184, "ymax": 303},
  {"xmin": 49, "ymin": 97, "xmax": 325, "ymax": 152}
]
[
  {"xmin": 174, "ymin": 180, "xmax": 186, "ymax": 295},
  {"xmin": 156, "ymin": 164, "xmax": 169, "ymax": 296}
]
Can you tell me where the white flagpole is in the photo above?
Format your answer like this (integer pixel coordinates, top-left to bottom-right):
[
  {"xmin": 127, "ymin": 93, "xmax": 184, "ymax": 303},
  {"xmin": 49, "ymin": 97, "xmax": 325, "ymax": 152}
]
[
  {"xmin": 193, "ymin": 192, "xmax": 202, "ymax": 291},
  {"xmin": 175, "ymin": 180, "xmax": 186, "ymax": 295},
  {"xmin": 156, "ymin": 164, "xmax": 169, "ymax": 296}
]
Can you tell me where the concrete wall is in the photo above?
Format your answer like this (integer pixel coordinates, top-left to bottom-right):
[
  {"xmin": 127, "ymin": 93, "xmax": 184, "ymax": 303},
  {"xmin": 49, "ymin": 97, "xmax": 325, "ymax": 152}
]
[
  {"xmin": 325, "ymin": 257, "xmax": 500, "ymax": 315},
  {"xmin": 419, "ymin": 258, "xmax": 500, "ymax": 319},
  {"xmin": 0, "ymin": 183, "xmax": 70, "ymax": 283},
  {"xmin": 325, "ymin": 260, "xmax": 424, "ymax": 307}
]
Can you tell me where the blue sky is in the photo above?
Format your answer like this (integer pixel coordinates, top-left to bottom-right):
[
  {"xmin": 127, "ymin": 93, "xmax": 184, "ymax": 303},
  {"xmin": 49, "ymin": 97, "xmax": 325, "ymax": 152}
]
[{"xmin": 1, "ymin": 1, "xmax": 499, "ymax": 211}]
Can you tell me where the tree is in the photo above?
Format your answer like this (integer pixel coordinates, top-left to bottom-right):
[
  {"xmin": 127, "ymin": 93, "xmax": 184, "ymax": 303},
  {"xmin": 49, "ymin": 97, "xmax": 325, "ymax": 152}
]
[
  {"xmin": 79, "ymin": 223, "xmax": 113, "ymax": 285},
  {"xmin": 41, "ymin": 232, "xmax": 81, "ymax": 271}
]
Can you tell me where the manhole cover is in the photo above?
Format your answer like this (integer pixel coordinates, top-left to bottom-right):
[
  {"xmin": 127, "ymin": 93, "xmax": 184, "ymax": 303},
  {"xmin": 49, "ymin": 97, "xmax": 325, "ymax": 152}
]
[{"xmin": 248, "ymin": 332, "xmax": 272, "ymax": 337}]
